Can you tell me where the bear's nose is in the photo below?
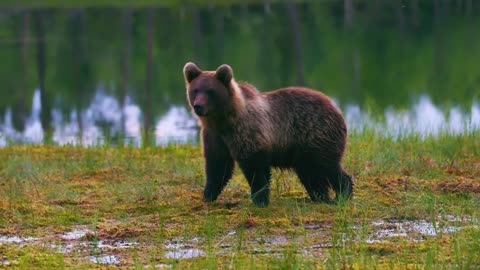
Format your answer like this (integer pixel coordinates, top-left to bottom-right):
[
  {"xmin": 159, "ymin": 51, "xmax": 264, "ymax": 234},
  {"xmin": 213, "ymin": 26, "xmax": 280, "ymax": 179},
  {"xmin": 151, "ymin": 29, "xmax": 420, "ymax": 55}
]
[{"xmin": 193, "ymin": 105, "xmax": 203, "ymax": 115}]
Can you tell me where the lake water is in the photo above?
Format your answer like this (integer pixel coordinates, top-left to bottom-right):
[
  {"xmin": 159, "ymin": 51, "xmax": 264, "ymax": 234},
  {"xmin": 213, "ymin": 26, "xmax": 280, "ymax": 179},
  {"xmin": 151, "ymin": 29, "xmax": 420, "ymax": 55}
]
[{"xmin": 0, "ymin": 2, "xmax": 479, "ymax": 145}]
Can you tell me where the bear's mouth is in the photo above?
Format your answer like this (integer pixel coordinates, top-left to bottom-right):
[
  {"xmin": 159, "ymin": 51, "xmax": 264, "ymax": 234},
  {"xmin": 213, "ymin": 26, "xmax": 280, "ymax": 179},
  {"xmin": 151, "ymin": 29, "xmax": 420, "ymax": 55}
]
[{"xmin": 193, "ymin": 105, "xmax": 207, "ymax": 116}]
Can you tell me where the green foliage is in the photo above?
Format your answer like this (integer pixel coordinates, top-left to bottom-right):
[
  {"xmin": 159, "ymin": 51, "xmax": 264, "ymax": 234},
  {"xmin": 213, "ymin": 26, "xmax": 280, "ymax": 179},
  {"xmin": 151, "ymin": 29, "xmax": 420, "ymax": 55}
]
[{"xmin": 0, "ymin": 2, "xmax": 479, "ymax": 130}]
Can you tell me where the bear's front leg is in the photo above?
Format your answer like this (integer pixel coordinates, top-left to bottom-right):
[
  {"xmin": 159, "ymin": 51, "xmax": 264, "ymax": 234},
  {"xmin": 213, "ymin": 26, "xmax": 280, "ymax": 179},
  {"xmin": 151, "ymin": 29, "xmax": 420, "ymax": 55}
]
[
  {"xmin": 202, "ymin": 130, "xmax": 235, "ymax": 202},
  {"xmin": 237, "ymin": 152, "xmax": 272, "ymax": 207}
]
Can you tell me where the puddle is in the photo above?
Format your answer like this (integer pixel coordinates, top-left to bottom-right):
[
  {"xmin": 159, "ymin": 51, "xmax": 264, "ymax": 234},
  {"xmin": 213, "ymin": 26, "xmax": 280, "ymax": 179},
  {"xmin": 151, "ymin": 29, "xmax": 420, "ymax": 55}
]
[
  {"xmin": 33, "ymin": 227, "xmax": 139, "ymax": 256},
  {"xmin": 164, "ymin": 238, "xmax": 205, "ymax": 259},
  {"xmin": 156, "ymin": 264, "xmax": 173, "ymax": 269},
  {"xmin": 410, "ymin": 220, "xmax": 460, "ymax": 236},
  {"xmin": 1, "ymin": 226, "xmax": 138, "ymax": 266},
  {"xmin": 61, "ymin": 228, "xmax": 94, "ymax": 240},
  {"xmin": 45, "ymin": 239, "xmax": 138, "ymax": 254},
  {"xmin": 0, "ymin": 236, "xmax": 38, "ymax": 244},
  {"xmin": 164, "ymin": 248, "xmax": 205, "ymax": 259},
  {"xmin": 368, "ymin": 218, "xmax": 474, "ymax": 242},
  {"xmin": 372, "ymin": 228, "xmax": 408, "ymax": 240},
  {"xmin": 57, "ymin": 227, "xmax": 138, "ymax": 251},
  {"xmin": 44, "ymin": 242, "xmax": 88, "ymax": 254},
  {"xmin": 255, "ymin": 235, "xmax": 289, "ymax": 246},
  {"xmin": 1, "ymin": 216, "xmax": 477, "ymax": 266},
  {"xmin": 165, "ymin": 243, "xmax": 185, "ymax": 250},
  {"xmin": 89, "ymin": 255, "xmax": 119, "ymax": 265},
  {"xmin": 97, "ymin": 239, "xmax": 138, "ymax": 250}
]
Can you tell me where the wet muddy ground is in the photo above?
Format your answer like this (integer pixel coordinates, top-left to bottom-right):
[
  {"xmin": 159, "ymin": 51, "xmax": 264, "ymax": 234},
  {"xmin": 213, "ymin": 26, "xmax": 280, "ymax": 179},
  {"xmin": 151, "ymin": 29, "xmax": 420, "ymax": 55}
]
[
  {"xmin": 1, "ymin": 141, "xmax": 479, "ymax": 268},
  {"xmin": 1, "ymin": 215, "xmax": 477, "ymax": 267}
]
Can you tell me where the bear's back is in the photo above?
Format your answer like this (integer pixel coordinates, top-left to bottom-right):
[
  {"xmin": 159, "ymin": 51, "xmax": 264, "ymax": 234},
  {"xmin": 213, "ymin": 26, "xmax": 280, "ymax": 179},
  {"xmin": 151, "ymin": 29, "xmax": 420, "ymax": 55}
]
[
  {"xmin": 224, "ymin": 83, "xmax": 346, "ymax": 164},
  {"xmin": 263, "ymin": 87, "xmax": 346, "ymax": 155}
]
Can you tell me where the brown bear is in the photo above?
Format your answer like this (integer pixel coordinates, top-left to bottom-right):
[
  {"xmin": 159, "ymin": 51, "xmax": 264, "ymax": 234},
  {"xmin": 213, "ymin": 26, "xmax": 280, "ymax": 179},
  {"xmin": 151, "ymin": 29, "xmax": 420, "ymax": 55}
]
[{"xmin": 183, "ymin": 62, "xmax": 353, "ymax": 207}]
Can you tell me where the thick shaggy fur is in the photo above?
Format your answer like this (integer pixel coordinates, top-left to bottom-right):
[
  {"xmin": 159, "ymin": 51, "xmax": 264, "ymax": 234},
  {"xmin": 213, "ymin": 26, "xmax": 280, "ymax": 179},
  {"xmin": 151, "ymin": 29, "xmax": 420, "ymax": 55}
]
[{"xmin": 184, "ymin": 62, "xmax": 353, "ymax": 207}]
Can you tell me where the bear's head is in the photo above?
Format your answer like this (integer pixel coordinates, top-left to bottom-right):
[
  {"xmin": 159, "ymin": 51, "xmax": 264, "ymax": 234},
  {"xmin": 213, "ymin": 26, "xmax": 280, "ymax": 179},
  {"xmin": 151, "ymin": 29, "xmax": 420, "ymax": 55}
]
[{"xmin": 183, "ymin": 62, "xmax": 239, "ymax": 118}]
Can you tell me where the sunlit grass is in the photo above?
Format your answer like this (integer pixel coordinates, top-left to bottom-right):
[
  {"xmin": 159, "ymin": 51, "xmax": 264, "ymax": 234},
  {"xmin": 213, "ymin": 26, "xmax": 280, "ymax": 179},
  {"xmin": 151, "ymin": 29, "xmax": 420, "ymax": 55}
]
[{"xmin": 0, "ymin": 129, "xmax": 479, "ymax": 268}]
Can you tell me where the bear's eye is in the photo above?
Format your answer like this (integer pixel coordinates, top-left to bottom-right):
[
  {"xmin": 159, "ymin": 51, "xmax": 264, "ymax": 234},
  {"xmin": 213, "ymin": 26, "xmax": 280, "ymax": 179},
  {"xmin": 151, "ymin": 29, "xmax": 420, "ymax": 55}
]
[{"xmin": 192, "ymin": 89, "xmax": 199, "ymax": 95}]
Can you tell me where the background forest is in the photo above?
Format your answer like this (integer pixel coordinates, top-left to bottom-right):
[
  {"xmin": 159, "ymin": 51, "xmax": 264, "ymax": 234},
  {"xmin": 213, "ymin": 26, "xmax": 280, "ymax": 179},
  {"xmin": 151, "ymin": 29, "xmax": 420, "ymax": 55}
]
[{"xmin": 0, "ymin": 0, "xmax": 479, "ymax": 144}]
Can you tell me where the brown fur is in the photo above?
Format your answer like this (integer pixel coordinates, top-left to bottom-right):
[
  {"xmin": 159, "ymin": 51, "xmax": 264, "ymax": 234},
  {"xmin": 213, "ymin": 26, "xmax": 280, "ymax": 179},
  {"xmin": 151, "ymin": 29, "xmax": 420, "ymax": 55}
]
[{"xmin": 184, "ymin": 62, "xmax": 353, "ymax": 207}]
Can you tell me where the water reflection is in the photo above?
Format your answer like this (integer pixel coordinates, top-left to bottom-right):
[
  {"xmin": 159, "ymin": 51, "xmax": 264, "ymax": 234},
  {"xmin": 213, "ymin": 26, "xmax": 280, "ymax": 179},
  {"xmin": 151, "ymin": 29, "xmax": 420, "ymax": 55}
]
[
  {"xmin": 1, "ymin": 3, "xmax": 479, "ymax": 144},
  {"xmin": 0, "ymin": 89, "xmax": 198, "ymax": 146},
  {"xmin": 52, "ymin": 90, "xmax": 144, "ymax": 146},
  {"xmin": 155, "ymin": 106, "xmax": 197, "ymax": 145},
  {"xmin": 0, "ymin": 89, "xmax": 478, "ymax": 146},
  {"xmin": 346, "ymin": 96, "xmax": 480, "ymax": 138}
]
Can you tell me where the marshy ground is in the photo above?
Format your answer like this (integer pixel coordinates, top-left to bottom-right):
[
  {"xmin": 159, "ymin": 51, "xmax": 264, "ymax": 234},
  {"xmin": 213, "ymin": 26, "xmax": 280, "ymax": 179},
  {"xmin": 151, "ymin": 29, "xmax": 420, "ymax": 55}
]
[{"xmin": 1, "ymin": 130, "xmax": 479, "ymax": 269}]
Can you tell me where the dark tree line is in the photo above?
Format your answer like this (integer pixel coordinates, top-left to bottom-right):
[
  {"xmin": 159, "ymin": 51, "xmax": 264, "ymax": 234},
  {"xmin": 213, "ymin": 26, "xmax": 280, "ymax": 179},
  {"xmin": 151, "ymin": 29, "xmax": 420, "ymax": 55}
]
[{"xmin": 0, "ymin": 1, "xmax": 478, "ymax": 141}]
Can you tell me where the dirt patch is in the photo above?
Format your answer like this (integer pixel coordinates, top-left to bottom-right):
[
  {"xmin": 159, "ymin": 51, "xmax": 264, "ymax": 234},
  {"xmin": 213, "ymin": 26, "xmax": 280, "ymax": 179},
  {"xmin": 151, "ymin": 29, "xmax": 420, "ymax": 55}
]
[
  {"xmin": 436, "ymin": 178, "xmax": 480, "ymax": 194},
  {"xmin": 444, "ymin": 161, "xmax": 480, "ymax": 178},
  {"xmin": 97, "ymin": 225, "xmax": 144, "ymax": 239}
]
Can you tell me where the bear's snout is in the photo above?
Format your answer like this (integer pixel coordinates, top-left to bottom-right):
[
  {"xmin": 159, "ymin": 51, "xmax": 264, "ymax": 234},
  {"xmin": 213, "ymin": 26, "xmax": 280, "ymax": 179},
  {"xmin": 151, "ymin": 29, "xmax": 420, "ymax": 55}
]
[
  {"xmin": 193, "ymin": 92, "xmax": 209, "ymax": 116},
  {"xmin": 193, "ymin": 104, "xmax": 206, "ymax": 116}
]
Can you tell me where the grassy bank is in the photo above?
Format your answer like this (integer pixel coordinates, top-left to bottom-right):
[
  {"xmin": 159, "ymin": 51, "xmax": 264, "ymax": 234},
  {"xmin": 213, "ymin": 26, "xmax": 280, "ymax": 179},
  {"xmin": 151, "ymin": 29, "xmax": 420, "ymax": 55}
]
[{"xmin": 0, "ymin": 130, "xmax": 479, "ymax": 269}]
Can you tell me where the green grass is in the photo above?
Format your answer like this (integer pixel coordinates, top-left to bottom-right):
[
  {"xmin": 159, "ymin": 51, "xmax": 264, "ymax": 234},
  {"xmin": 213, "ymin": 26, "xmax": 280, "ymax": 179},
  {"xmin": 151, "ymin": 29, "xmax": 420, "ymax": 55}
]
[{"xmin": 0, "ymin": 129, "xmax": 479, "ymax": 269}]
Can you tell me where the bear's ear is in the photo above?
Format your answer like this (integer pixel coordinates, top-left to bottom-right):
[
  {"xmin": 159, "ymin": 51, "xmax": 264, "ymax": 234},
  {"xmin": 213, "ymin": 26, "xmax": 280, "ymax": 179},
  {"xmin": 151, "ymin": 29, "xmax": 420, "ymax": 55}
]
[
  {"xmin": 183, "ymin": 62, "xmax": 202, "ymax": 83},
  {"xmin": 215, "ymin": 64, "xmax": 233, "ymax": 87}
]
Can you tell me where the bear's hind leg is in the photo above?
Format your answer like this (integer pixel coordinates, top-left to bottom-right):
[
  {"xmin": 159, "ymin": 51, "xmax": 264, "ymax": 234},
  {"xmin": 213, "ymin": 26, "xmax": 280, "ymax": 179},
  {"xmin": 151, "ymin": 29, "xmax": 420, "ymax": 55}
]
[
  {"xmin": 327, "ymin": 166, "xmax": 353, "ymax": 202},
  {"xmin": 294, "ymin": 164, "xmax": 332, "ymax": 203}
]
